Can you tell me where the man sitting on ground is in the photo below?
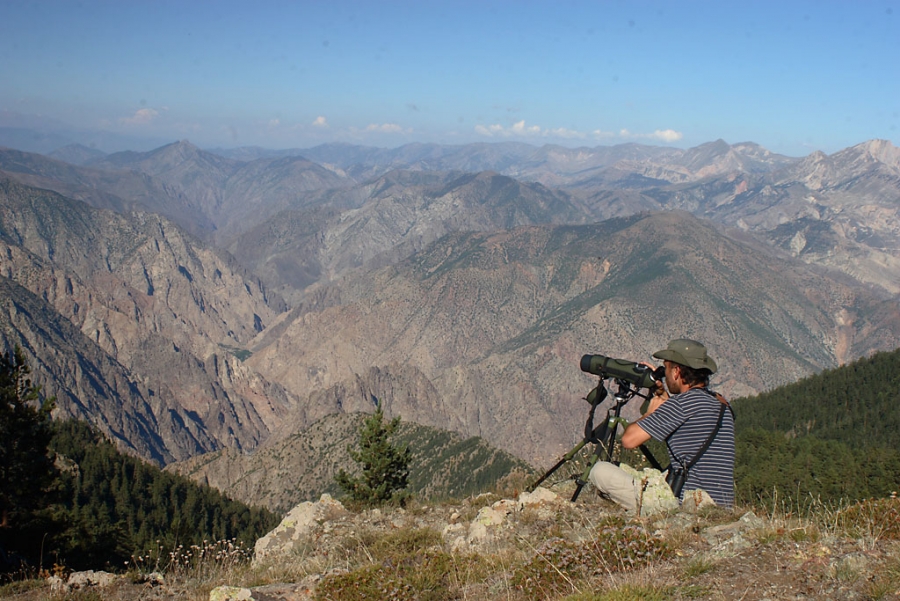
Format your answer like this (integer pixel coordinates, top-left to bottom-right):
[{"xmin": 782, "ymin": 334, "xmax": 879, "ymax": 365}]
[{"xmin": 589, "ymin": 338, "xmax": 735, "ymax": 511}]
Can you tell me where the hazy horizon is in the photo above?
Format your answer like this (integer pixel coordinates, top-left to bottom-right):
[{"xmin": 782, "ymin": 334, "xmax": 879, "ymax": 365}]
[{"xmin": 1, "ymin": 1, "xmax": 897, "ymax": 157}]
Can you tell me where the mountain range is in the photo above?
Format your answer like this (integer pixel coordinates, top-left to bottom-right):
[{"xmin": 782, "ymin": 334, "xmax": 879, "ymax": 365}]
[{"xmin": 0, "ymin": 136, "xmax": 898, "ymax": 486}]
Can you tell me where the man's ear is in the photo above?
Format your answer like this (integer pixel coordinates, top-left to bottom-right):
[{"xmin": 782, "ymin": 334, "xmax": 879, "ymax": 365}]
[{"xmin": 670, "ymin": 364, "xmax": 683, "ymax": 386}]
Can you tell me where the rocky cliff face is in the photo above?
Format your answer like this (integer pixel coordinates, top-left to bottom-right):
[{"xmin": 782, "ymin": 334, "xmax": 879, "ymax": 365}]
[
  {"xmin": 0, "ymin": 276, "xmax": 175, "ymax": 462},
  {"xmin": 0, "ymin": 178, "xmax": 295, "ymax": 461}
]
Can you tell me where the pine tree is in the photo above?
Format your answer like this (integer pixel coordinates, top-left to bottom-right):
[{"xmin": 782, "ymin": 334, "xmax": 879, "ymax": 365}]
[
  {"xmin": 47, "ymin": 418, "xmax": 278, "ymax": 569},
  {"xmin": 335, "ymin": 406, "xmax": 411, "ymax": 506},
  {"xmin": 0, "ymin": 346, "xmax": 57, "ymax": 531}
]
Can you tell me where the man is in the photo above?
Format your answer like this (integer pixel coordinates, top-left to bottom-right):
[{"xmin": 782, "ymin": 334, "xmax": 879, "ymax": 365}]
[{"xmin": 589, "ymin": 338, "xmax": 735, "ymax": 511}]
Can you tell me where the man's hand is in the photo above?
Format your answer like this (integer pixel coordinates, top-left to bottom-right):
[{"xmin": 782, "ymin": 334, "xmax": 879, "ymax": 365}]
[{"xmin": 646, "ymin": 386, "xmax": 669, "ymax": 415}]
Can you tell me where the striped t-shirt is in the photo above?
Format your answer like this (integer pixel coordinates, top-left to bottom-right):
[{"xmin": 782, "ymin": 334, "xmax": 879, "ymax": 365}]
[{"xmin": 638, "ymin": 387, "xmax": 735, "ymax": 507}]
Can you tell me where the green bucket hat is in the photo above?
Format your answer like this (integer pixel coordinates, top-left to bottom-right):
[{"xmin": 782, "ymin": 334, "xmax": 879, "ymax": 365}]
[{"xmin": 652, "ymin": 339, "xmax": 717, "ymax": 373}]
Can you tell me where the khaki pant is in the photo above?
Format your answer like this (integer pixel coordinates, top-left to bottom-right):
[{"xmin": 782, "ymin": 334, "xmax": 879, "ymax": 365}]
[
  {"xmin": 588, "ymin": 461, "xmax": 680, "ymax": 516},
  {"xmin": 588, "ymin": 461, "xmax": 643, "ymax": 512}
]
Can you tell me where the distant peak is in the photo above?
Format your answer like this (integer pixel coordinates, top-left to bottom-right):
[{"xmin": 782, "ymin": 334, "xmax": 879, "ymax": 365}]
[
  {"xmin": 150, "ymin": 139, "xmax": 201, "ymax": 159},
  {"xmin": 157, "ymin": 139, "xmax": 197, "ymax": 151},
  {"xmin": 859, "ymin": 138, "xmax": 894, "ymax": 150},
  {"xmin": 694, "ymin": 139, "xmax": 731, "ymax": 151},
  {"xmin": 852, "ymin": 139, "xmax": 900, "ymax": 168}
]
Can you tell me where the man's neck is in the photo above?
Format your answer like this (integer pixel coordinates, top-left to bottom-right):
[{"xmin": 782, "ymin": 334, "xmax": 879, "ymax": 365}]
[{"xmin": 676, "ymin": 382, "xmax": 706, "ymax": 394}]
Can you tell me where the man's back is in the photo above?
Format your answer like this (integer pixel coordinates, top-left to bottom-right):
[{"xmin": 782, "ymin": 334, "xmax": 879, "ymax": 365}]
[{"xmin": 638, "ymin": 388, "xmax": 735, "ymax": 507}]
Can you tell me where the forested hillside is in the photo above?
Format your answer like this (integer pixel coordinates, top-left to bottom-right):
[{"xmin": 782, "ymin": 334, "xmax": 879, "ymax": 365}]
[
  {"xmin": 2, "ymin": 419, "xmax": 277, "ymax": 574},
  {"xmin": 732, "ymin": 348, "xmax": 900, "ymax": 503},
  {"xmin": 733, "ymin": 347, "xmax": 900, "ymax": 448}
]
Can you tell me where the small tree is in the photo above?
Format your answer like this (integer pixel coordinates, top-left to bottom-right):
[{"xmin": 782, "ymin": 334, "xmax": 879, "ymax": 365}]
[{"xmin": 335, "ymin": 406, "xmax": 411, "ymax": 506}]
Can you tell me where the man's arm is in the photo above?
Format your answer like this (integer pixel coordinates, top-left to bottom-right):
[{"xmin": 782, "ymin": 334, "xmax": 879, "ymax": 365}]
[
  {"xmin": 621, "ymin": 422, "xmax": 651, "ymax": 449},
  {"xmin": 621, "ymin": 388, "xmax": 669, "ymax": 449}
]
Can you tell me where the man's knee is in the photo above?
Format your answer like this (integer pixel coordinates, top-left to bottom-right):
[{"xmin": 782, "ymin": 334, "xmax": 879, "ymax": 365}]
[
  {"xmin": 589, "ymin": 461, "xmax": 640, "ymax": 511},
  {"xmin": 589, "ymin": 461, "xmax": 622, "ymax": 488}
]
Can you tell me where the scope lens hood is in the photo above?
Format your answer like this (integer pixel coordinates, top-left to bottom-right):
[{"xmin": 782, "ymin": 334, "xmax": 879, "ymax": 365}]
[{"xmin": 580, "ymin": 354, "xmax": 593, "ymax": 373}]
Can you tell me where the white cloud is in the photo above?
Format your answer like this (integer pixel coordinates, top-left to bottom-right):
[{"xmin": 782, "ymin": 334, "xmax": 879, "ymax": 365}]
[
  {"xmin": 312, "ymin": 116, "xmax": 328, "ymax": 128},
  {"xmin": 364, "ymin": 123, "xmax": 408, "ymax": 134},
  {"xmin": 651, "ymin": 129, "xmax": 683, "ymax": 142},
  {"xmin": 268, "ymin": 118, "xmax": 281, "ymax": 128},
  {"xmin": 475, "ymin": 120, "xmax": 584, "ymax": 140},
  {"xmin": 474, "ymin": 120, "xmax": 543, "ymax": 138},
  {"xmin": 547, "ymin": 127, "xmax": 587, "ymax": 139},
  {"xmin": 511, "ymin": 120, "xmax": 541, "ymax": 135},
  {"xmin": 616, "ymin": 128, "xmax": 684, "ymax": 143},
  {"xmin": 120, "ymin": 108, "xmax": 159, "ymax": 125}
]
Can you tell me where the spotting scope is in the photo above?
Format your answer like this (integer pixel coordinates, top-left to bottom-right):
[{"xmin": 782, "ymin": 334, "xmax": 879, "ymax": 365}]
[{"xmin": 580, "ymin": 354, "xmax": 665, "ymax": 390}]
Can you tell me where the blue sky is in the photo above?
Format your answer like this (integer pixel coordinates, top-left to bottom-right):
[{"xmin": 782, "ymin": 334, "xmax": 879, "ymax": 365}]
[{"xmin": 1, "ymin": 0, "xmax": 898, "ymax": 156}]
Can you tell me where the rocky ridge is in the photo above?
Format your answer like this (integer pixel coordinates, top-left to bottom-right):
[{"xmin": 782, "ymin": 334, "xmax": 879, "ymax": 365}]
[
  {"xmin": 166, "ymin": 411, "xmax": 533, "ymax": 513},
  {"xmin": 32, "ymin": 489, "xmax": 900, "ymax": 601},
  {"xmin": 226, "ymin": 169, "xmax": 586, "ymax": 302},
  {"xmin": 88, "ymin": 140, "xmax": 354, "ymax": 241}
]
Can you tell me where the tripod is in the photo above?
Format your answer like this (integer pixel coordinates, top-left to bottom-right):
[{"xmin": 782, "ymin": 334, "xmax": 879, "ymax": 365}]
[{"xmin": 529, "ymin": 377, "xmax": 665, "ymax": 502}]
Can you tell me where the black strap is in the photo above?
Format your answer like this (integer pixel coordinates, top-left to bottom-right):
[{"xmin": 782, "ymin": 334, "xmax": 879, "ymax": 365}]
[{"xmin": 667, "ymin": 395, "xmax": 727, "ymax": 472}]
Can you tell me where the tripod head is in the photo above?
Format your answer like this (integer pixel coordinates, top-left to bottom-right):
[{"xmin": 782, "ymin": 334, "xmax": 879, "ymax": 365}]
[
  {"xmin": 585, "ymin": 374, "xmax": 656, "ymax": 414},
  {"xmin": 583, "ymin": 376, "xmax": 645, "ymax": 448}
]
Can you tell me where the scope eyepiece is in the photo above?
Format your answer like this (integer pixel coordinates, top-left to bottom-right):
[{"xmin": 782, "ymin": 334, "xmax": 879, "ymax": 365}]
[{"xmin": 580, "ymin": 354, "xmax": 664, "ymax": 390}]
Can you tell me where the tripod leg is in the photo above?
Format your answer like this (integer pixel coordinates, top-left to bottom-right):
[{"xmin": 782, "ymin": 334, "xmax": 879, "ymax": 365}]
[
  {"xmin": 572, "ymin": 454, "xmax": 600, "ymax": 502},
  {"xmin": 572, "ymin": 442, "xmax": 607, "ymax": 502},
  {"xmin": 572, "ymin": 421, "xmax": 619, "ymax": 502},
  {"xmin": 527, "ymin": 439, "xmax": 588, "ymax": 492}
]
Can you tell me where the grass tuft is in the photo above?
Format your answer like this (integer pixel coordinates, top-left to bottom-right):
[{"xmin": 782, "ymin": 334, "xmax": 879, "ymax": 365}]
[
  {"xmin": 511, "ymin": 522, "xmax": 670, "ymax": 600},
  {"xmin": 835, "ymin": 497, "xmax": 900, "ymax": 541}
]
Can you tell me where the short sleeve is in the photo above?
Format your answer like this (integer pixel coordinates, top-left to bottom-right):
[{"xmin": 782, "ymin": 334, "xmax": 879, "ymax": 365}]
[{"xmin": 638, "ymin": 396, "xmax": 688, "ymax": 442}]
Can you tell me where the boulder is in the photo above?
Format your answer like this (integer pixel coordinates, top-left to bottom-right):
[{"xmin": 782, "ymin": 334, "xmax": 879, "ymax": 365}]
[
  {"xmin": 619, "ymin": 465, "xmax": 680, "ymax": 517},
  {"xmin": 49, "ymin": 570, "xmax": 117, "ymax": 594},
  {"xmin": 702, "ymin": 511, "xmax": 766, "ymax": 557},
  {"xmin": 681, "ymin": 488, "xmax": 717, "ymax": 513},
  {"xmin": 253, "ymin": 494, "xmax": 347, "ymax": 564}
]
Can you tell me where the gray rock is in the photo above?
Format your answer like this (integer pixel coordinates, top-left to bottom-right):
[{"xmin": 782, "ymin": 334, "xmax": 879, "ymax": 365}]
[
  {"xmin": 49, "ymin": 570, "xmax": 118, "ymax": 594},
  {"xmin": 702, "ymin": 511, "xmax": 765, "ymax": 557},
  {"xmin": 253, "ymin": 494, "xmax": 347, "ymax": 564}
]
